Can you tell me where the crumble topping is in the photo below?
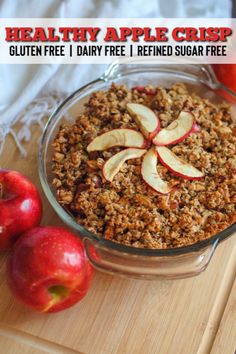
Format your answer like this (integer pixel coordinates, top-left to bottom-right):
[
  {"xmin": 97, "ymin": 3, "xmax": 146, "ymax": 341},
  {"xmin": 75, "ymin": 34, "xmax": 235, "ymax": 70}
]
[{"xmin": 52, "ymin": 83, "xmax": 236, "ymax": 249}]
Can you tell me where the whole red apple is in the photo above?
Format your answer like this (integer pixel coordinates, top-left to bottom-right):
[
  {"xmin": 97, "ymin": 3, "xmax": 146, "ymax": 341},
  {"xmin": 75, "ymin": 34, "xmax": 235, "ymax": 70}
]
[
  {"xmin": 7, "ymin": 226, "xmax": 93, "ymax": 313},
  {"xmin": 212, "ymin": 64, "xmax": 236, "ymax": 103},
  {"xmin": 0, "ymin": 169, "xmax": 42, "ymax": 250}
]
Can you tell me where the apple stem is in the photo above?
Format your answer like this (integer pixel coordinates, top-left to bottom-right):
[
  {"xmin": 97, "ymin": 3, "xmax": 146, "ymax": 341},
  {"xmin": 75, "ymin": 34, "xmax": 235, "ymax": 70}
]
[
  {"xmin": 42, "ymin": 285, "xmax": 69, "ymax": 312},
  {"xmin": 48, "ymin": 285, "xmax": 69, "ymax": 301}
]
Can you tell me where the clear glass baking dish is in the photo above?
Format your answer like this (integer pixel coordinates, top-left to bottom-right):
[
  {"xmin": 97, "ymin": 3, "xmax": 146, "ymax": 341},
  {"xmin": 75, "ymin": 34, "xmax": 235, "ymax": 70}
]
[{"xmin": 38, "ymin": 59, "xmax": 236, "ymax": 279}]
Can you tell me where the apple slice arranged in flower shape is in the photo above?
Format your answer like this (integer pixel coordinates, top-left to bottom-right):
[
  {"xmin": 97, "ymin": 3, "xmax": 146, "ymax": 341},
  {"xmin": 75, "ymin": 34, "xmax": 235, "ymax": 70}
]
[
  {"xmin": 127, "ymin": 103, "xmax": 160, "ymax": 140},
  {"xmin": 87, "ymin": 129, "xmax": 147, "ymax": 152},
  {"xmin": 153, "ymin": 111, "xmax": 195, "ymax": 146},
  {"xmin": 86, "ymin": 102, "xmax": 204, "ymax": 194},
  {"xmin": 156, "ymin": 146, "xmax": 204, "ymax": 180},
  {"xmin": 103, "ymin": 148, "xmax": 147, "ymax": 182},
  {"xmin": 141, "ymin": 148, "xmax": 171, "ymax": 194}
]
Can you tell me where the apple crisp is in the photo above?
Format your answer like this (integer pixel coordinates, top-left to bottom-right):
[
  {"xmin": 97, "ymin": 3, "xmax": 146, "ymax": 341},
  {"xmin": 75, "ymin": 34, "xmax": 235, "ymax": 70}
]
[{"xmin": 52, "ymin": 83, "xmax": 236, "ymax": 249}]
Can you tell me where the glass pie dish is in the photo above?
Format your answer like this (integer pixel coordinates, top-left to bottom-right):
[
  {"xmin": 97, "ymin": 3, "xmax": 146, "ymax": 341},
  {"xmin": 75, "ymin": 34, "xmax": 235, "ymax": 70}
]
[{"xmin": 39, "ymin": 59, "xmax": 236, "ymax": 279}]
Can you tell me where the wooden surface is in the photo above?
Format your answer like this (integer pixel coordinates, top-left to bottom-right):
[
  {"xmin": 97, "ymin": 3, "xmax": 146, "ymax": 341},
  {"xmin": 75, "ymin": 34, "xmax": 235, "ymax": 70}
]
[{"xmin": 0, "ymin": 126, "xmax": 235, "ymax": 354}]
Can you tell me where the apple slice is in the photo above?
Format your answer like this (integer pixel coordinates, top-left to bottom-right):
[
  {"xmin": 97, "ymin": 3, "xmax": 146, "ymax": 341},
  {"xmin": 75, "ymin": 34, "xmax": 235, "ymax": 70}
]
[
  {"xmin": 156, "ymin": 146, "xmax": 204, "ymax": 180},
  {"xmin": 192, "ymin": 122, "xmax": 201, "ymax": 133},
  {"xmin": 141, "ymin": 148, "xmax": 171, "ymax": 194},
  {"xmin": 127, "ymin": 103, "xmax": 160, "ymax": 140},
  {"xmin": 87, "ymin": 129, "xmax": 147, "ymax": 152},
  {"xmin": 103, "ymin": 148, "xmax": 146, "ymax": 182},
  {"xmin": 152, "ymin": 111, "xmax": 195, "ymax": 146},
  {"xmin": 132, "ymin": 86, "xmax": 157, "ymax": 95}
]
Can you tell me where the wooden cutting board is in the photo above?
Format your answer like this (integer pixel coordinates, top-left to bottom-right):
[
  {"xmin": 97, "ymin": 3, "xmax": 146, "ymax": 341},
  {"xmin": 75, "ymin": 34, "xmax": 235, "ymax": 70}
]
[{"xmin": 0, "ymin": 125, "xmax": 235, "ymax": 354}]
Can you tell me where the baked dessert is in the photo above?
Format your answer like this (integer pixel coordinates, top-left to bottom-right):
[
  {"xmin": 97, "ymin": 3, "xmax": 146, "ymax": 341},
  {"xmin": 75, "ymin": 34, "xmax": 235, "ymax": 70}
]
[{"xmin": 52, "ymin": 83, "xmax": 236, "ymax": 249}]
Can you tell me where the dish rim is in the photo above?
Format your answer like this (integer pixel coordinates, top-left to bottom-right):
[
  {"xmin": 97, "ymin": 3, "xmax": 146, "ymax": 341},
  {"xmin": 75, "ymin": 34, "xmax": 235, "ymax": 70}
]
[{"xmin": 38, "ymin": 64, "xmax": 236, "ymax": 257}]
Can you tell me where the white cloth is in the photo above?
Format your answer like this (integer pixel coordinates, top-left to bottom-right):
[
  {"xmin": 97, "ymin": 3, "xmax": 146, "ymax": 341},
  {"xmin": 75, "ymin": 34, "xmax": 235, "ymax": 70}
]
[{"xmin": 0, "ymin": 0, "xmax": 232, "ymax": 154}]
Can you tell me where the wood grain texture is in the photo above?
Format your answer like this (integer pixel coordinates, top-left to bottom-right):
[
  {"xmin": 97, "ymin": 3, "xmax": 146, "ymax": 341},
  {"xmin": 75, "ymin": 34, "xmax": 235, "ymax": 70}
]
[
  {"xmin": 0, "ymin": 125, "xmax": 235, "ymax": 354},
  {"xmin": 0, "ymin": 325, "xmax": 82, "ymax": 354},
  {"xmin": 0, "ymin": 336, "xmax": 47, "ymax": 354},
  {"xmin": 211, "ymin": 280, "xmax": 236, "ymax": 354},
  {"xmin": 197, "ymin": 241, "xmax": 236, "ymax": 354}
]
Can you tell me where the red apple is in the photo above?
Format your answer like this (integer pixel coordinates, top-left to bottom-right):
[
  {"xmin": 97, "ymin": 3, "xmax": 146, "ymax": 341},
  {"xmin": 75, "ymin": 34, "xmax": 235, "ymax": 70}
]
[
  {"xmin": 212, "ymin": 64, "xmax": 236, "ymax": 103},
  {"xmin": 87, "ymin": 128, "xmax": 147, "ymax": 152},
  {"xmin": 0, "ymin": 169, "xmax": 42, "ymax": 250},
  {"xmin": 7, "ymin": 226, "xmax": 93, "ymax": 313},
  {"xmin": 102, "ymin": 148, "xmax": 146, "ymax": 182}
]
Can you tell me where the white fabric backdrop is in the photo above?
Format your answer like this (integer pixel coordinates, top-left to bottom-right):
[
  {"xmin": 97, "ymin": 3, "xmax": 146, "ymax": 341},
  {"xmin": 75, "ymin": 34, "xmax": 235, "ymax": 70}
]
[{"xmin": 0, "ymin": 0, "xmax": 232, "ymax": 154}]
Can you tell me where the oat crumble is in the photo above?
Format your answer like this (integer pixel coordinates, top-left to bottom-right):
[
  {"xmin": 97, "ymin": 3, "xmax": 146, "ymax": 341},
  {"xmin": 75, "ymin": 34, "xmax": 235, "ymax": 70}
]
[{"xmin": 52, "ymin": 83, "xmax": 236, "ymax": 249}]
